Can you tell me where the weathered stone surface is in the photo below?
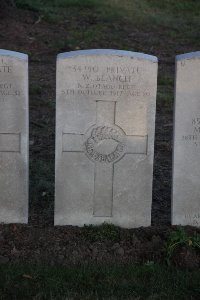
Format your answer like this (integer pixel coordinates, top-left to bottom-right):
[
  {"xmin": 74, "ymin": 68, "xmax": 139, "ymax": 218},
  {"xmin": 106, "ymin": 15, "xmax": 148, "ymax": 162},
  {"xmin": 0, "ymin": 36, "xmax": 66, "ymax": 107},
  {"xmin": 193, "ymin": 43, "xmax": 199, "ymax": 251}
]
[
  {"xmin": 172, "ymin": 51, "xmax": 200, "ymax": 226},
  {"xmin": 55, "ymin": 49, "xmax": 157, "ymax": 228},
  {"xmin": 0, "ymin": 50, "xmax": 28, "ymax": 224}
]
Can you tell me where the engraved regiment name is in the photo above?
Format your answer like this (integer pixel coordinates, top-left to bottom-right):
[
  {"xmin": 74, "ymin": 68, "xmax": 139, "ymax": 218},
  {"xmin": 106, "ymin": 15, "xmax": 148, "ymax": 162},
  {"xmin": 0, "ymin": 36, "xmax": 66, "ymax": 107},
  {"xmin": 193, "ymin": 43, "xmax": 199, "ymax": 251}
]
[{"xmin": 61, "ymin": 63, "xmax": 151, "ymax": 99}]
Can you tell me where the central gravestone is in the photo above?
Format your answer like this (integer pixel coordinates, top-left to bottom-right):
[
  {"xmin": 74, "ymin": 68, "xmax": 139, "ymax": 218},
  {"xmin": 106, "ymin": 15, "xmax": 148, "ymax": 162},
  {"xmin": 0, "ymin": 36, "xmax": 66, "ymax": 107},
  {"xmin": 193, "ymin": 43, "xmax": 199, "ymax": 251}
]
[
  {"xmin": 0, "ymin": 50, "xmax": 28, "ymax": 223},
  {"xmin": 55, "ymin": 49, "xmax": 157, "ymax": 228}
]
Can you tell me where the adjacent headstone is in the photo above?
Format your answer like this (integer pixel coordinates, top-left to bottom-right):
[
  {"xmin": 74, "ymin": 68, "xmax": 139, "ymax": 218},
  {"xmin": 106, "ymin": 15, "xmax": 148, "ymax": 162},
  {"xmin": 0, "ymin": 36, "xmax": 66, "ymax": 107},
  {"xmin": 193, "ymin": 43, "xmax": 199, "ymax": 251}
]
[
  {"xmin": 172, "ymin": 51, "xmax": 200, "ymax": 226},
  {"xmin": 0, "ymin": 50, "xmax": 28, "ymax": 223},
  {"xmin": 55, "ymin": 49, "xmax": 157, "ymax": 228}
]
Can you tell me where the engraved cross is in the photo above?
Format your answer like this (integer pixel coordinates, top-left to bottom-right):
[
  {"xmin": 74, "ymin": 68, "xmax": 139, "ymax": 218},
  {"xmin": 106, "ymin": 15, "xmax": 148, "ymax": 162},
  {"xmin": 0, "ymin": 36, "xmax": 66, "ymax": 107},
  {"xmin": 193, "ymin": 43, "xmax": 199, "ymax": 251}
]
[{"xmin": 62, "ymin": 100, "xmax": 147, "ymax": 217}]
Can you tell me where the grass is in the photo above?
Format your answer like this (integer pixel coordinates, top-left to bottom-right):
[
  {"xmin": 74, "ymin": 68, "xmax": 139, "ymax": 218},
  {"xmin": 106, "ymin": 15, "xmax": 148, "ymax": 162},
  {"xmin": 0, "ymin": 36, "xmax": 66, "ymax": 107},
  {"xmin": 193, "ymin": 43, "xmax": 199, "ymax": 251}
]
[
  {"xmin": 15, "ymin": 0, "xmax": 101, "ymax": 10},
  {"xmin": 15, "ymin": 0, "xmax": 200, "ymax": 86},
  {"xmin": 30, "ymin": 83, "xmax": 43, "ymax": 96},
  {"xmin": 157, "ymin": 75, "xmax": 174, "ymax": 111},
  {"xmin": 30, "ymin": 158, "xmax": 54, "ymax": 196},
  {"xmin": 0, "ymin": 263, "xmax": 200, "ymax": 299},
  {"xmin": 82, "ymin": 223, "xmax": 120, "ymax": 242},
  {"xmin": 15, "ymin": 0, "xmax": 200, "ymax": 37},
  {"xmin": 166, "ymin": 227, "xmax": 200, "ymax": 265}
]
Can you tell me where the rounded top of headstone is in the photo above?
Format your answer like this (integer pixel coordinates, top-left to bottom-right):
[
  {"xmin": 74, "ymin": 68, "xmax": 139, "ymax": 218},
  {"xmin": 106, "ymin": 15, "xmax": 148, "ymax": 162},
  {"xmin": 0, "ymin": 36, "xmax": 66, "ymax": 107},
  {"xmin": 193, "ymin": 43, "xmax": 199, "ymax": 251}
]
[
  {"xmin": 57, "ymin": 49, "xmax": 158, "ymax": 62},
  {"xmin": 176, "ymin": 51, "xmax": 200, "ymax": 61},
  {"xmin": 0, "ymin": 49, "xmax": 28, "ymax": 60}
]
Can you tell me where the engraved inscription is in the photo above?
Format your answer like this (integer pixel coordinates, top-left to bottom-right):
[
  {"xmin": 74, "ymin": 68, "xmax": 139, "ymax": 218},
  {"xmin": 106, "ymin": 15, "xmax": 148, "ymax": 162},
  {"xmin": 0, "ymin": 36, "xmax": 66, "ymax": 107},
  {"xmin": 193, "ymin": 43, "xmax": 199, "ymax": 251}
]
[
  {"xmin": 0, "ymin": 66, "xmax": 12, "ymax": 73},
  {"xmin": 180, "ymin": 60, "xmax": 186, "ymax": 67},
  {"xmin": 0, "ymin": 59, "xmax": 21, "ymax": 102},
  {"xmin": 185, "ymin": 213, "xmax": 200, "ymax": 226},
  {"xmin": 0, "ymin": 59, "xmax": 13, "ymax": 73},
  {"xmin": 182, "ymin": 117, "xmax": 200, "ymax": 147},
  {"xmin": 0, "ymin": 83, "xmax": 21, "ymax": 101},
  {"xmin": 85, "ymin": 126, "xmax": 125, "ymax": 163},
  {"xmin": 60, "ymin": 63, "xmax": 151, "ymax": 99}
]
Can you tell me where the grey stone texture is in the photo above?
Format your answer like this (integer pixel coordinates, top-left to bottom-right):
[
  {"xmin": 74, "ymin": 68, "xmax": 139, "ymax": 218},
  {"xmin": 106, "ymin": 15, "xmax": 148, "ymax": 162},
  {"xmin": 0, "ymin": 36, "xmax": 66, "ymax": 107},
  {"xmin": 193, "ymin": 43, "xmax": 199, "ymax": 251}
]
[
  {"xmin": 55, "ymin": 49, "xmax": 157, "ymax": 228},
  {"xmin": 0, "ymin": 50, "xmax": 28, "ymax": 223},
  {"xmin": 172, "ymin": 51, "xmax": 200, "ymax": 226}
]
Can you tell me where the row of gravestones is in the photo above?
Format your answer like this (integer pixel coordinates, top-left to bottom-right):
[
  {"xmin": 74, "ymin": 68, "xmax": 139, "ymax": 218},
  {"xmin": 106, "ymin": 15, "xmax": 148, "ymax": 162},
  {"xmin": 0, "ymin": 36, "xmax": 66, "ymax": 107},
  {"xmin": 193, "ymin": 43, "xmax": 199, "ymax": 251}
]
[{"xmin": 0, "ymin": 48, "xmax": 199, "ymax": 228}]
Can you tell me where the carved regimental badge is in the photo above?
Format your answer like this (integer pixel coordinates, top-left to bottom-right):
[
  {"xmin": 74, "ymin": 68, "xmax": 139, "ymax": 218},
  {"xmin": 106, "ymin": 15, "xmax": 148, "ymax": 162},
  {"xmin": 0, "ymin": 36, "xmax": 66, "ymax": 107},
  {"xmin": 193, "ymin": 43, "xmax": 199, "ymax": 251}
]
[{"xmin": 84, "ymin": 125, "xmax": 126, "ymax": 163}]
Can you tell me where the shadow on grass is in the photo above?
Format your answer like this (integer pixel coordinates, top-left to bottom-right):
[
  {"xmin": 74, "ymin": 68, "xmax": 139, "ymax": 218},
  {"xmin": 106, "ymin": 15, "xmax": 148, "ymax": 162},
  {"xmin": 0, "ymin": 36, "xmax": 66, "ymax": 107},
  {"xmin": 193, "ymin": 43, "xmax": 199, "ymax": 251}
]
[{"xmin": 0, "ymin": 263, "xmax": 200, "ymax": 299}]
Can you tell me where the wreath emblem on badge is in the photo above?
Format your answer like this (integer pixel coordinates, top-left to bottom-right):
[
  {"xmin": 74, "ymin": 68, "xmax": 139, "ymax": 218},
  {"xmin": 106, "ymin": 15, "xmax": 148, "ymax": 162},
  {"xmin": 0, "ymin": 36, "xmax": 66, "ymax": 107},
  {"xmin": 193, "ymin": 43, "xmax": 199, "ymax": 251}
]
[{"xmin": 85, "ymin": 126, "xmax": 125, "ymax": 163}]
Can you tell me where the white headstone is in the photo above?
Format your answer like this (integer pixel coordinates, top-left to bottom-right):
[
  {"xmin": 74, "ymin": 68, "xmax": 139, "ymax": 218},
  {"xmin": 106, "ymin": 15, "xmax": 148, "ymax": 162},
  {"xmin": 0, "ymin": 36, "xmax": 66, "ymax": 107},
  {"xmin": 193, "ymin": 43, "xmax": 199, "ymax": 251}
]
[
  {"xmin": 55, "ymin": 49, "xmax": 157, "ymax": 228},
  {"xmin": 0, "ymin": 50, "xmax": 28, "ymax": 223},
  {"xmin": 172, "ymin": 51, "xmax": 200, "ymax": 226}
]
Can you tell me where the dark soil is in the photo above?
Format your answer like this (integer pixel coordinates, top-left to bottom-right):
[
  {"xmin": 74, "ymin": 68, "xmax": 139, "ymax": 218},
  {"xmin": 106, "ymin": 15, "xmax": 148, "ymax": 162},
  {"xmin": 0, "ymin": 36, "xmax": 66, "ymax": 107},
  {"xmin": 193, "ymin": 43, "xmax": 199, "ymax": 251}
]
[{"xmin": 0, "ymin": 7, "xmax": 199, "ymax": 269}]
